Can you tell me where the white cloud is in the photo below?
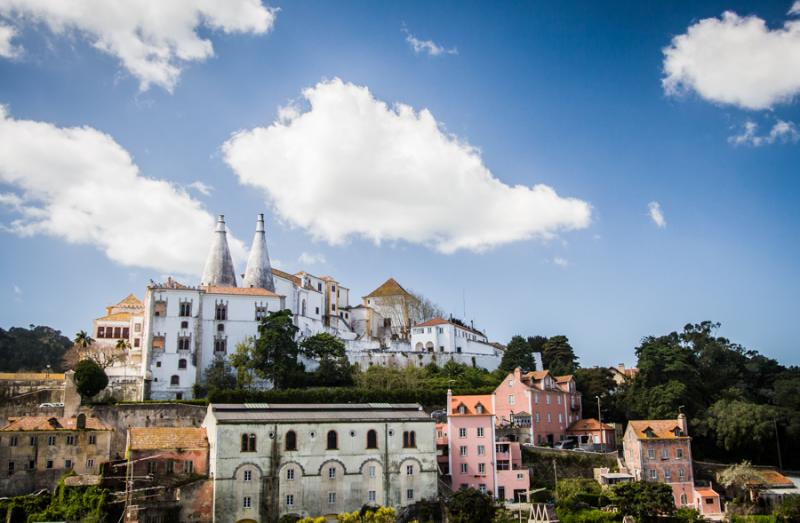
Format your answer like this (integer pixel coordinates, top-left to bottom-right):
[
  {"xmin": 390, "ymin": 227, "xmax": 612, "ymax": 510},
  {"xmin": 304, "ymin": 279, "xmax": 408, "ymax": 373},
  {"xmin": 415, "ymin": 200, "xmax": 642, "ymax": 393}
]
[
  {"xmin": 728, "ymin": 120, "xmax": 800, "ymax": 146},
  {"xmin": 402, "ymin": 27, "xmax": 457, "ymax": 56},
  {"xmin": 188, "ymin": 180, "xmax": 213, "ymax": 196},
  {"xmin": 0, "ymin": 22, "xmax": 20, "ymax": 58},
  {"xmin": 223, "ymin": 78, "xmax": 592, "ymax": 254},
  {"xmin": 298, "ymin": 252, "xmax": 326, "ymax": 266},
  {"xmin": 663, "ymin": 11, "xmax": 800, "ymax": 109},
  {"xmin": 791, "ymin": 2, "xmax": 800, "ymax": 16},
  {"xmin": 552, "ymin": 257, "xmax": 569, "ymax": 268},
  {"xmin": 0, "ymin": 105, "xmax": 245, "ymax": 276},
  {"xmin": 648, "ymin": 201, "xmax": 666, "ymax": 228},
  {"xmin": 0, "ymin": 0, "xmax": 277, "ymax": 92}
]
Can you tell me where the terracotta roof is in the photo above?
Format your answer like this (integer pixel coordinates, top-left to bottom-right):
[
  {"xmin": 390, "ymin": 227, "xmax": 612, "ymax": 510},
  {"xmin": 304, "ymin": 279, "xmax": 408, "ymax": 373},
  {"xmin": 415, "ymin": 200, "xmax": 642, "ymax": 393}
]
[
  {"xmin": 415, "ymin": 318, "xmax": 450, "ymax": 328},
  {"xmin": 555, "ymin": 375, "xmax": 574, "ymax": 383},
  {"xmin": 96, "ymin": 312, "xmax": 132, "ymax": 322},
  {"xmin": 114, "ymin": 293, "xmax": 143, "ymax": 308},
  {"xmin": 1, "ymin": 416, "xmax": 112, "ymax": 432},
  {"xmin": 272, "ymin": 268, "xmax": 301, "ymax": 286},
  {"xmin": 450, "ymin": 394, "xmax": 493, "ymax": 416},
  {"xmin": 525, "ymin": 370, "xmax": 550, "ymax": 381},
  {"xmin": 694, "ymin": 487, "xmax": 719, "ymax": 497},
  {"xmin": 203, "ymin": 285, "xmax": 282, "ymax": 297},
  {"xmin": 756, "ymin": 470, "xmax": 794, "ymax": 487},
  {"xmin": 568, "ymin": 418, "xmax": 614, "ymax": 432},
  {"xmin": 129, "ymin": 427, "xmax": 208, "ymax": 451},
  {"xmin": 0, "ymin": 373, "xmax": 65, "ymax": 381},
  {"xmin": 364, "ymin": 278, "xmax": 416, "ymax": 299},
  {"xmin": 627, "ymin": 420, "xmax": 687, "ymax": 439}
]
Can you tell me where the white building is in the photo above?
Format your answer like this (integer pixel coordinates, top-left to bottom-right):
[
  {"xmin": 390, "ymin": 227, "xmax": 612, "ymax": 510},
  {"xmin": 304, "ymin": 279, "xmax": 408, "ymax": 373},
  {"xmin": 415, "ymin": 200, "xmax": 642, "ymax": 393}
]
[
  {"xmin": 202, "ymin": 403, "xmax": 438, "ymax": 521},
  {"xmin": 90, "ymin": 294, "xmax": 145, "ymax": 400}
]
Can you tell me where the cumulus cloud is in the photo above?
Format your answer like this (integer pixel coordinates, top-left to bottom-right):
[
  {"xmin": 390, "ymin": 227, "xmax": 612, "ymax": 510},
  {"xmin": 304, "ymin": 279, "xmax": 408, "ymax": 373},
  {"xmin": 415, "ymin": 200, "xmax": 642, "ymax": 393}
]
[
  {"xmin": 791, "ymin": 2, "xmax": 800, "ymax": 16},
  {"xmin": 0, "ymin": 0, "xmax": 277, "ymax": 91},
  {"xmin": 188, "ymin": 180, "xmax": 213, "ymax": 196},
  {"xmin": 402, "ymin": 26, "xmax": 457, "ymax": 56},
  {"xmin": 298, "ymin": 252, "xmax": 326, "ymax": 266},
  {"xmin": 0, "ymin": 22, "xmax": 19, "ymax": 58},
  {"xmin": 728, "ymin": 120, "xmax": 800, "ymax": 146},
  {"xmin": 0, "ymin": 105, "xmax": 246, "ymax": 276},
  {"xmin": 648, "ymin": 201, "xmax": 666, "ymax": 228},
  {"xmin": 663, "ymin": 10, "xmax": 800, "ymax": 109},
  {"xmin": 223, "ymin": 78, "xmax": 592, "ymax": 254},
  {"xmin": 552, "ymin": 257, "xmax": 569, "ymax": 268}
]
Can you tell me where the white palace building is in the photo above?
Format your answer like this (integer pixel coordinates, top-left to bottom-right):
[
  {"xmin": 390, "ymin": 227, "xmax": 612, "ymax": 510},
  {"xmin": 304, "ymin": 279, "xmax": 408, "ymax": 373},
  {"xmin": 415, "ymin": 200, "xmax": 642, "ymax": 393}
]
[{"xmin": 89, "ymin": 213, "xmax": 502, "ymax": 400}]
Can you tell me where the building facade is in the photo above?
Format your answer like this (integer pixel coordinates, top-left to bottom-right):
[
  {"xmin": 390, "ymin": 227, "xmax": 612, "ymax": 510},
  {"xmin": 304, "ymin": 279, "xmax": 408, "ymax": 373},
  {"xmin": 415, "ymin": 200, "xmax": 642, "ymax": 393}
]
[
  {"xmin": 494, "ymin": 367, "xmax": 582, "ymax": 445},
  {"xmin": 91, "ymin": 294, "xmax": 145, "ymax": 400},
  {"xmin": 203, "ymin": 403, "xmax": 438, "ymax": 522},
  {"xmin": 567, "ymin": 418, "xmax": 616, "ymax": 450}
]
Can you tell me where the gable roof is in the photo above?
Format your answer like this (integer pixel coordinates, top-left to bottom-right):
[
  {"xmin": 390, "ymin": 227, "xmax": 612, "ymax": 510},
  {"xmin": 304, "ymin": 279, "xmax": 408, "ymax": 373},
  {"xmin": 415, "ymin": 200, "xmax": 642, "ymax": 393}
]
[
  {"xmin": 555, "ymin": 375, "xmax": 574, "ymax": 383},
  {"xmin": 364, "ymin": 278, "xmax": 415, "ymax": 299},
  {"xmin": 415, "ymin": 318, "xmax": 450, "ymax": 328},
  {"xmin": 627, "ymin": 420, "xmax": 687, "ymax": 439},
  {"xmin": 1, "ymin": 416, "xmax": 112, "ymax": 432},
  {"xmin": 568, "ymin": 418, "xmax": 614, "ymax": 432},
  {"xmin": 450, "ymin": 394, "xmax": 493, "ymax": 416},
  {"xmin": 272, "ymin": 268, "xmax": 301, "ymax": 286},
  {"xmin": 129, "ymin": 427, "xmax": 208, "ymax": 451},
  {"xmin": 525, "ymin": 370, "xmax": 550, "ymax": 381},
  {"xmin": 114, "ymin": 293, "xmax": 143, "ymax": 308}
]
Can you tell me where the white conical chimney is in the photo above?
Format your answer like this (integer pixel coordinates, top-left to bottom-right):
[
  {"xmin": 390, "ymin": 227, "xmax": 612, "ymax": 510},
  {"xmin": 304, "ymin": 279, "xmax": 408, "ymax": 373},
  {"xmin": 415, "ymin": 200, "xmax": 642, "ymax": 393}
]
[
  {"xmin": 242, "ymin": 213, "xmax": 275, "ymax": 291},
  {"xmin": 200, "ymin": 215, "xmax": 237, "ymax": 287}
]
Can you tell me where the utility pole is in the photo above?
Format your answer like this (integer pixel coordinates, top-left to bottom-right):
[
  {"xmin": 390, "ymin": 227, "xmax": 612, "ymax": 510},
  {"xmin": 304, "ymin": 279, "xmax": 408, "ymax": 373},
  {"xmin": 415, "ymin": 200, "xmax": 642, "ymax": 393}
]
[
  {"xmin": 774, "ymin": 418, "xmax": 783, "ymax": 471},
  {"xmin": 596, "ymin": 396, "xmax": 604, "ymax": 450}
]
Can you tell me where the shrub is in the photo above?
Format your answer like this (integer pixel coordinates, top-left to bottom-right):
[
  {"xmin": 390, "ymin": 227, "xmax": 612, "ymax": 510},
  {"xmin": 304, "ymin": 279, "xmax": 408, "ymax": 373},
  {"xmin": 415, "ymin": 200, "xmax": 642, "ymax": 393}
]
[{"xmin": 73, "ymin": 359, "xmax": 108, "ymax": 399}]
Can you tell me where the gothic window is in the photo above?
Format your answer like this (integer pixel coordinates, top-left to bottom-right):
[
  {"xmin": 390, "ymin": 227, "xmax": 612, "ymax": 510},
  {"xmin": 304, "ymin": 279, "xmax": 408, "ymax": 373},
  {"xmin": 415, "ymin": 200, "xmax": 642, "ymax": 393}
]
[
  {"xmin": 366, "ymin": 429, "xmax": 378, "ymax": 449},
  {"xmin": 179, "ymin": 301, "xmax": 192, "ymax": 317},
  {"xmin": 214, "ymin": 337, "xmax": 227, "ymax": 354},
  {"xmin": 215, "ymin": 302, "xmax": 227, "ymax": 321},
  {"xmin": 170, "ymin": 375, "xmax": 179, "ymax": 386},
  {"xmin": 327, "ymin": 430, "xmax": 338, "ymax": 450},
  {"xmin": 177, "ymin": 335, "xmax": 191, "ymax": 351},
  {"xmin": 255, "ymin": 305, "xmax": 268, "ymax": 321},
  {"xmin": 285, "ymin": 430, "xmax": 297, "ymax": 451},
  {"xmin": 402, "ymin": 431, "xmax": 416, "ymax": 448}
]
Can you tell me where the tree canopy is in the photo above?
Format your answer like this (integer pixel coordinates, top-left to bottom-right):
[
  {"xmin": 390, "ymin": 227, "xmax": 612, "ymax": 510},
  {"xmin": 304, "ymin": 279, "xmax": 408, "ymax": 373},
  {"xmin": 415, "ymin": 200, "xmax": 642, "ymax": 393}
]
[
  {"xmin": 73, "ymin": 359, "xmax": 109, "ymax": 399},
  {"xmin": 610, "ymin": 481, "xmax": 675, "ymax": 522},
  {"xmin": 0, "ymin": 325, "xmax": 72, "ymax": 372},
  {"xmin": 541, "ymin": 335, "xmax": 579, "ymax": 376},
  {"xmin": 499, "ymin": 335, "xmax": 547, "ymax": 373}
]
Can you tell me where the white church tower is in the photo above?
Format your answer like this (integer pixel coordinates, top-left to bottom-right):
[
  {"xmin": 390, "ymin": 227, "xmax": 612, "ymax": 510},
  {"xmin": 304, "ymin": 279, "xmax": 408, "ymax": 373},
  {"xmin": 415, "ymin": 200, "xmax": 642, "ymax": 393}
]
[
  {"xmin": 200, "ymin": 214, "xmax": 237, "ymax": 287},
  {"xmin": 242, "ymin": 213, "xmax": 276, "ymax": 291}
]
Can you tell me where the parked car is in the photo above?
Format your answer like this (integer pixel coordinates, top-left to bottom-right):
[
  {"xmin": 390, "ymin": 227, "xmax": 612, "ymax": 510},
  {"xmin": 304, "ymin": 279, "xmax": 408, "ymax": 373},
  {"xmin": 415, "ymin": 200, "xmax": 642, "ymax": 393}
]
[{"xmin": 554, "ymin": 439, "xmax": 577, "ymax": 450}]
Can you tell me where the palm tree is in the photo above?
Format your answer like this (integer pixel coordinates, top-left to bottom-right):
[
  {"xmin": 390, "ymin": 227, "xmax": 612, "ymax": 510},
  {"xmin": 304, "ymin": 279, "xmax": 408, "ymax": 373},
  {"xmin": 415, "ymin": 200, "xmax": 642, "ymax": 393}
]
[
  {"xmin": 115, "ymin": 339, "xmax": 131, "ymax": 351},
  {"xmin": 73, "ymin": 330, "xmax": 94, "ymax": 349}
]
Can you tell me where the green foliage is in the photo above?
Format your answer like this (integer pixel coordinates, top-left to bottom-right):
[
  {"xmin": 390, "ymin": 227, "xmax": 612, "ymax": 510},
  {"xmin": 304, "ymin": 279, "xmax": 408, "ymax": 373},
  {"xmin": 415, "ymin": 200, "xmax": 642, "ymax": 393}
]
[
  {"xmin": 0, "ymin": 475, "xmax": 120, "ymax": 522},
  {"xmin": 73, "ymin": 358, "xmax": 109, "ymax": 398},
  {"xmin": 198, "ymin": 359, "xmax": 237, "ymax": 396},
  {"xmin": 0, "ymin": 324, "xmax": 72, "ymax": 372},
  {"xmin": 499, "ymin": 335, "xmax": 547, "ymax": 373},
  {"xmin": 671, "ymin": 507, "xmax": 706, "ymax": 523},
  {"xmin": 701, "ymin": 400, "xmax": 779, "ymax": 456},
  {"xmin": 556, "ymin": 508, "xmax": 621, "ymax": 523},
  {"xmin": 610, "ymin": 481, "xmax": 675, "ymax": 522},
  {"xmin": 336, "ymin": 506, "xmax": 396, "ymax": 522},
  {"xmin": 229, "ymin": 339, "xmax": 255, "ymax": 389},
  {"xmin": 556, "ymin": 479, "xmax": 610, "ymax": 511},
  {"xmin": 248, "ymin": 309, "xmax": 306, "ymax": 389},
  {"xmin": 0, "ymin": 492, "xmax": 50, "ymax": 523},
  {"xmin": 542, "ymin": 335, "xmax": 579, "ymax": 375},
  {"xmin": 774, "ymin": 495, "xmax": 800, "ymax": 522},
  {"xmin": 446, "ymin": 487, "xmax": 496, "ymax": 523},
  {"xmin": 523, "ymin": 447, "xmax": 618, "ymax": 489},
  {"xmin": 301, "ymin": 333, "xmax": 355, "ymax": 386},
  {"xmin": 574, "ymin": 367, "xmax": 623, "ymax": 423}
]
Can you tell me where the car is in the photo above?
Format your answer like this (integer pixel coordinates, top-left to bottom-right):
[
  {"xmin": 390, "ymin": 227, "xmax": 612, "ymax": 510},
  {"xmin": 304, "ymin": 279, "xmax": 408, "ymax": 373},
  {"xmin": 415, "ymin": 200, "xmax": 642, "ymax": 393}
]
[
  {"xmin": 38, "ymin": 403, "xmax": 56, "ymax": 408},
  {"xmin": 554, "ymin": 439, "xmax": 577, "ymax": 450}
]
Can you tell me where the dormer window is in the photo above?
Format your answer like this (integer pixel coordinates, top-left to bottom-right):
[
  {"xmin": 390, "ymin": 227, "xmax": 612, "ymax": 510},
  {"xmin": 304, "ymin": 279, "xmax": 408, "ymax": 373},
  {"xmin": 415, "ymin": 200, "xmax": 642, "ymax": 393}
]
[
  {"xmin": 475, "ymin": 404, "xmax": 485, "ymax": 414},
  {"xmin": 457, "ymin": 404, "xmax": 466, "ymax": 414},
  {"xmin": 674, "ymin": 428, "xmax": 683, "ymax": 437},
  {"xmin": 644, "ymin": 428, "xmax": 656, "ymax": 438}
]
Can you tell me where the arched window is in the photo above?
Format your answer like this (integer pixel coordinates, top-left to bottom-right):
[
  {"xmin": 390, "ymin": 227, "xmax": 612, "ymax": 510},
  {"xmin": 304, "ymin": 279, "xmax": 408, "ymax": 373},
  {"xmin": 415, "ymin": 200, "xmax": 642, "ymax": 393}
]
[
  {"xmin": 241, "ymin": 433, "xmax": 256, "ymax": 452},
  {"xmin": 178, "ymin": 359, "xmax": 187, "ymax": 369},
  {"xmin": 327, "ymin": 430, "xmax": 338, "ymax": 450},
  {"xmin": 402, "ymin": 431, "xmax": 416, "ymax": 448},
  {"xmin": 366, "ymin": 429, "xmax": 378, "ymax": 449},
  {"xmin": 170, "ymin": 375, "xmax": 179, "ymax": 385},
  {"xmin": 285, "ymin": 430, "xmax": 297, "ymax": 451}
]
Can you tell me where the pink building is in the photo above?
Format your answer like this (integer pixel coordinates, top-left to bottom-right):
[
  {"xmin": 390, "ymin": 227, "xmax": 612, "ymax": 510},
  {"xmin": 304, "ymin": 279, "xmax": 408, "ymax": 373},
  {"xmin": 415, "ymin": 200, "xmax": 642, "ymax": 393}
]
[
  {"xmin": 622, "ymin": 415, "xmax": 721, "ymax": 518},
  {"xmin": 445, "ymin": 391, "xmax": 530, "ymax": 501},
  {"xmin": 494, "ymin": 368, "xmax": 582, "ymax": 445}
]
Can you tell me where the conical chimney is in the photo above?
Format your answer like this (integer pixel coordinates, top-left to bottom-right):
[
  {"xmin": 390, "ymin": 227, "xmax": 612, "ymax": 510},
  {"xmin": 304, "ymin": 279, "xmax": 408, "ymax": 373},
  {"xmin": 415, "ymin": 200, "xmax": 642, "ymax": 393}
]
[
  {"xmin": 201, "ymin": 215, "xmax": 237, "ymax": 287},
  {"xmin": 242, "ymin": 213, "xmax": 276, "ymax": 291}
]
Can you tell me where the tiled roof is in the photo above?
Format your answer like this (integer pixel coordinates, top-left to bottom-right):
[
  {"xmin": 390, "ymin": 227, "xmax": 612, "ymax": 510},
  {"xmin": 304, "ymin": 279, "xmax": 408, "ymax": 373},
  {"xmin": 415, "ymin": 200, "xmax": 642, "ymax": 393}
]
[
  {"xmin": 203, "ymin": 286, "xmax": 282, "ymax": 297},
  {"xmin": 694, "ymin": 487, "xmax": 719, "ymax": 497},
  {"xmin": 525, "ymin": 370, "xmax": 550, "ymax": 381},
  {"xmin": 555, "ymin": 375, "xmax": 574, "ymax": 383},
  {"xmin": 96, "ymin": 312, "xmax": 132, "ymax": 322},
  {"xmin": 415, "ymin": 318, "xmax": 450, "ymax": 328},
  {"xmin": 129, "ymin": 427, "xmax": 208, "ymax": 451},
  {"xmin": 114, "ymin": 294, "xmax": 143, "ymax": 308},
  {"xmin": 272, "ymin": 268, "xmax": 301, "ymax": 286},
  {"xmin": 1, "ymin": 416, "xmax": 112, "ymax": 432},
  {"xmin": 568, "ymin": 418, "xmax": 614, "ymax": 432},
  {"xmin": 450, "ymin": 394, "xmax": 493, "ymax": 415},
  {"xmin": 364, "ymin": 278, "xmax": 415, "ymax": 299},
  {"xmin": 757, "ymin": 470, "xmax": 794, "ymax": 487},
  {"xmin": 627, "ymin": 420, "xmax": 687, "ymax": 439}
]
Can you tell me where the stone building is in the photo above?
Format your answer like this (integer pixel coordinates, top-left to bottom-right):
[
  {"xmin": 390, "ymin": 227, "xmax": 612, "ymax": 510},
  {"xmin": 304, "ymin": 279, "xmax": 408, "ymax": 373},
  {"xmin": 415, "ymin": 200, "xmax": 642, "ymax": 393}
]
[
  {"xmin": 0, "ymin": 413, "xmax": 112, "ymax": 496},
  {"xmin": 202, "ymin": 403, "xmax": 438, "ymax": 522}
]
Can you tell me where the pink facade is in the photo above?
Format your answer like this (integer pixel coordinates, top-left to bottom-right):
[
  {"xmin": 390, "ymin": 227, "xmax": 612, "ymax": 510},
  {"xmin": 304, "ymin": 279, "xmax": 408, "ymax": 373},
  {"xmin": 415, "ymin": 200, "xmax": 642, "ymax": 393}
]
[
  {"xmin": 445, "ymin": 392, "xmax": 531, "ymax": 501},
  {"xmin": 494, "ymin": 368, "xmax": 582, "ymax": 445}
]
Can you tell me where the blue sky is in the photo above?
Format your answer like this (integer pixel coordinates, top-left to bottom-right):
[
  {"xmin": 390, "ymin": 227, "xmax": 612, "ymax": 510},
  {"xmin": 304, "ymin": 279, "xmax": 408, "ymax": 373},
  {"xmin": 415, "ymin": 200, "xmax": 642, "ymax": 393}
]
[{"xmin": 1, "ymin": 0, "xmax": 799, "ymax": 367}]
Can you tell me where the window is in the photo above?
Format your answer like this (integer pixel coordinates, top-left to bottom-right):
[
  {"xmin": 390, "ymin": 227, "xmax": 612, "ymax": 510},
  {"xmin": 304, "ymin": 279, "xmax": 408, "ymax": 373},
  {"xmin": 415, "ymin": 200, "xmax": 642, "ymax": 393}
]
[
  {"xmin": 47, "ymin": 436, "xmax": 56, "ymax": 446},
  {"xmin": 66, "ymin": 435, "xmax": 76, "ymax": 445},
  {"xmin": 508, "ymin": 394, "xmax": 515, "ymax": 405},
  {"xmin": 170, "ymin": 375, "xmax": 179, "ymax": 386},
  {"xmin": 7, "ymin": 461, "xmax": 14, "ymax": 475},
  {"xmin": 368, "ymin": 465, "xmax": 376, "ymax": 478},
  {"xmin": 166, "ymin": 460, "xmax": 174, "ymax": 473},
  {"xmin": 406, "ymin": 489, "xmax": 414, "ymax": 500},
  {"xmin": 647, "ymin": 448, "xmax": 655, "ymax": 459},
  {"xmin": 477, "ymin": 445, "xmax": 486, "ymax": 456},
  {"xmin": 546, "ymin": 394, "xmax": 551, "ymax": 405},
  {"xmin": 9, "ymin": 436, "xmax": 17, "ymax": 447},
  {"xmin": 134, "ymin": 338, "xmax": 141, "ymax": 348},
  {"xmin": 460, "ymin": 463, "xmax": 468, "ymax": 474},
  {"xmin": 459, "ymin": 446, "xmax": 467, "ymax": 456},
  {"xmin": 478, "ymin": 463, "xmax": 486, "ymax": 475},
  {"xmin": 679, "ymin": 468, "xmax": 685, "ymax": 480},
  {"xmin": 215, "ymin": 303, "xmax": 227, "ymax": 321},
  {"xmin": 368, "ymin": 490, "xmax": 376, "ymax": 503},
  {"xmin": 328, "ymin": 467, "xmax": 336, "ymax": 479},
  {"xmin": 177, "ymin": 335, "xmax": 191, "ymax": 351},
  {"xmin": 65, "ymin": 459, "xmax": 73, "ymax": 469},
  {"xmin": 113, "ymin": 327, "xmax": 121, "ymax": 338},
  {"xmin": 327, "ymin": 430, "xmax": 338, "ymax": 450},
  {"xmin": 217, "ymin": 323, "xmax": 225, "ymax": 333},
  {"xmin": 286, "ymin": 468, "xmax": 294, "ymax": 481},
  {"xmin": 29, "ymin": 436, "xmax": 36, "ymax": 446},
  {"xmin": 508, "ymin": 379, "xmax": 514, "ymax": 387},
  {"xmin": 328, "ymin": 492, "xmax": 336, "ymax": 504},
  {"xmin": 286, "ymin": 494, "xmax": 294, "ymax": 507},
  {"xmin": 680, "ymin": 493, "xmax": 688, "ymax": 505},
  {"xmin": 534, "ymin": 393, "xmax": 540, "ymax": 404},
  {"xmin": 406, "ymin": 464, "xmax": 414, "ymax": 475},
  {"xmin": 316, "ymin": 307, "xmax": 320, "ymax": 314},
  {"xmin": 134, "ymin": 323, "xmax": 141, "ymax": 333},
  {"xmin": 27, "ymin": 460, "xmax": 34, "ymax": 470},
  {"xmin": 97, "ymin": 326, "xmax": 105, "ymax": 338},
  {"xmin": 649, "ymin": 469, "xmax": 657, "ymax": 480},
  {"xmin": 243, "ymin": 496, "xmax": 252, "ymax": 509},
  {"xmin": 255, "ymin": 305, "xmax": 268, "ymax": 321},
  {"xmin": 179, "ymin": 301, "xmax": 192, "ymax": 317},
  {"xmin": 665, "ymin": 469, "xmax": 672, "ymax": 481},
  {"xmin": 366, "ymin": 429, "xmax": 378, "ymax": 449},
  {"xmin": 458, "ymin": 405, "xmax": 466, "ymax": 414},
  {"xmin": 476, "ymin": 404, "xmax": 484, "ymax": 414},
  {"xmin": 285, "ymin": 430, "xmax": 297, "ymax": 451},
  {"xmin": 241, "ymin": 433, "xmax": 256, "ymax": 452},
  {"xmin": 676, "ymin": 448, "xmax": 684, "ymax": 459},
  {"xmin": 147, "ymin": 461, "xmax": 157, "ymax": 474},
  {"xmin": 558, "ymin": 413, "xmax": 563, "ymax": 423},
  {"xmin": 557, "ymin": 395, "xmax": 562, "ymax": 404},
  {"xmin": 479, "ymin": 484, "xmax": 487, "ymax": 495},
  {"xmin": 214, "ymin": 337, "xmax": 226, "ymax": 353},
  {"xmin": 535, "ymin": 413, "xmax": 540, "ymax": 422},
  {"xmin": 185, "ymin": 460, "xmax": 193, "ymax": 474},
  {"xmin": 244, "ymin": 470, "xmax": 253, "ymax": 481},
  {"xmin": 402, "ymin": 431, "xmax": 416, "ymax": 448},
  {"xmin": 458, "ymin": 428, "xmax": 467, "ymax": 438},
  {"xmin": 546, "ymin": 413, "xmax": 552, "ymax": 423},
  {"xmin": 178, "ymin": 359, "xmax": 187, "ymax": 369}
]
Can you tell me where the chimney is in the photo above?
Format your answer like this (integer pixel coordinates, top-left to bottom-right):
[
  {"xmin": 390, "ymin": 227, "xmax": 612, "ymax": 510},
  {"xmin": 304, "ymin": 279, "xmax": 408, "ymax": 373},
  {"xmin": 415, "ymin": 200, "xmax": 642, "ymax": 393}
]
[
  {"xmin": 241, "ymin": 213, "xmax": 276, "ymax": 291},
  {"xmin": 200, "ymin": 215, "xmax": 238, "ymax": 287},
  {"xmin": 678, "ymin": 413, "xmax": 688, "ymax": 435}
]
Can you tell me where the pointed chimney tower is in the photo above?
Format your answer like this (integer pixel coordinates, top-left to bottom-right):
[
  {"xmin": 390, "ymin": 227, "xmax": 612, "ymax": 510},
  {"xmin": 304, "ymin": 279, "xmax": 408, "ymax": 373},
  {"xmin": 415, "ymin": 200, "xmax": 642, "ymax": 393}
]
[
  {"xmin": 201, "ymin": 215, "xmax": 237, "ymax": 287},
  {"xmin": 242, "ymin": 213, "xmax": 276, "ymax": 291}
]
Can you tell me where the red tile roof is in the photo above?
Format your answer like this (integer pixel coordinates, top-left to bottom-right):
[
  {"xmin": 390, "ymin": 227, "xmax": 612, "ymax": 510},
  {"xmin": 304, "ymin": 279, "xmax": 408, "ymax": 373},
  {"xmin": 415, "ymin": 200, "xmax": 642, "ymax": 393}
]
[
  {"xmin": 415, "ymin": 318, "xmax": 450, "ymax": 328},
  {"xmin": 129, "ymin": 427, "xmax": 208, "ymax": 451},
  {"xmin": 627, "ymin": 420, "xmax": 687, "ymax": 439},
  {"xmin": 568, "ymin": 418, "xmax": 614, "ymax": 431},
  {"xmin": 450, "ymin": 394, "xmax": 493, "ymax": 416},
  {"xmin": 694, "ymin": 487, "xmax": 719, "ymax": 497},
  {"xmin": 555, "ymin": 375, "xmax": 574, "ymax": 383},
  {"xmin": 1, "ymin": 416, "xmax": 111, "ymax": 431}
]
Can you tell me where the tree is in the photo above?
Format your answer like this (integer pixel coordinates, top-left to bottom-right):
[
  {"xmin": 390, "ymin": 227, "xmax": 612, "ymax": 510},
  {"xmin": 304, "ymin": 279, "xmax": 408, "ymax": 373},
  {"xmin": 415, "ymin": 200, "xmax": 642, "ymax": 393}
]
[
  {"xmin": 250, "ymin": 309, "xmax": 305, "ymax": 389},
  {"xmin": 446, "ymin": 488, "xmax": 496, "ymax": 523},
  {"xmin": 574, "ymin": 367, "xmax": 622, "ymax": 421},
  {"xmin": 73, "ymin": 359, "xmax": 109, "ymax": 399},
  {"xmin": 701, "ymin": 399, "xmax": 779, "ymax": 459},
  {"xmin": 73, "ymin": 330, "xmax": 94, "ymax": 350},
  {"xmin": 541, "ymin": 335, "xmax": 579, "ymax": 375},
  {"xmin": 336, "ymin": 507, "xmax": 396, "ymax": 523},
  {"xmin": 718, "ymin": 461, "xmax": 767, "ymax": 503},
  {"xmin": 229, "ymin": 339, "xmax": 255, "ymax": 389},
  {"xmin": 201, "ymin": 360, "xmax": 237, "ymax": 393},
  {"xmin": 499, "ymin": 335, "xmax": 547, "ymax": 373},
  {"xmin": 408, "ymin": 290, "xmax": 445, "ymax": 322},
  {"xmin": 301, "ymin": 333, "xmax": 354, "ymax": 386},
  {"xmin": 611, "ymin": 481, "xmax": 675, "ymax": 522},
  {"xmin": 0, "ymin": 325, "xmax": 72, "ymax": 372}
]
